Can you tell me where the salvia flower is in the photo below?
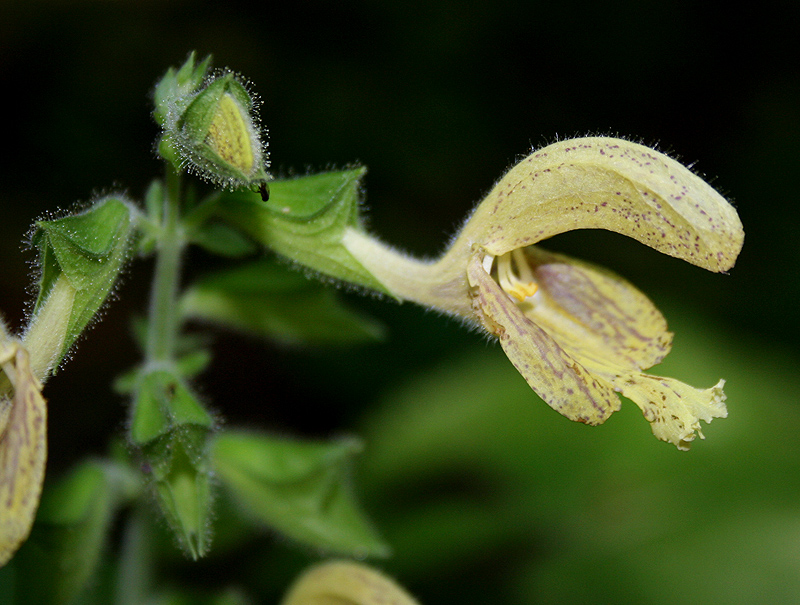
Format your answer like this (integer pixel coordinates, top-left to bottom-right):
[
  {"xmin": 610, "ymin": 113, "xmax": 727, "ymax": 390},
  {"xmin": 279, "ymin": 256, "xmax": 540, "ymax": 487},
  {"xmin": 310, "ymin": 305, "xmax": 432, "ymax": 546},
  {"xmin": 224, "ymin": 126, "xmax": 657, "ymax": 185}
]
[
  {"xmin": 0, "ymin": 325, "xmax": 47, "ymax": 567},
  {"xmin": 0, "ymin": 274, "xmax": 75, "ymax": 566},
  {"xmin": 342, "ymin": 137, "xmax": 744, "ymax": 450}
]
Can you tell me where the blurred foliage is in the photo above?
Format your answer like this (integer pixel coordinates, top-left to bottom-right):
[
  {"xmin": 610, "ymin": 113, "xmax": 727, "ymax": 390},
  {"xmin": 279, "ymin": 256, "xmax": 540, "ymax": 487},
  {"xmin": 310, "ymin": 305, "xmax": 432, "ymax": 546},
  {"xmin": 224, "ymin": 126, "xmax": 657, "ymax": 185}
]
[
  {"xmin": 355, "ymin": 308, "xmax": 800, "ymax": 603},
  {"xmin": 1, "ymin": 0, "xmax": 798, "ymax": 603}
]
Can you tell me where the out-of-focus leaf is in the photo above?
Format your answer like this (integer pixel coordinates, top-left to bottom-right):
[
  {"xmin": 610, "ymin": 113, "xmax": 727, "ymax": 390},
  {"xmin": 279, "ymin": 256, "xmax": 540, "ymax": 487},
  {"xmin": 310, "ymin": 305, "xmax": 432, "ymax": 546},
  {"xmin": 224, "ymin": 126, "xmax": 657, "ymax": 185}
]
[
  {"xmin": 150, "ymin": 587, "xmax": 254, "ymax": 605},
  {"xmin": 212, "ymin": 430, "xmax": 389, "ymax": 558},
  {"xmin": 189, "ymin": 220, "xmax": 258, "ymax": 258},
  {"xmin": 207, "ymin": 169, "xmax": 388, "ymax": 292},
  {"xmin": 355, "ymin": 308, "xmax": 800, "ymax": 604},
  {"xmin": 181, "ymin": 260, "xmax": 384, "ymax": 345},
  {"xmin": 29, "ymin": 197, "xmax": 134, "ymax": 367},
  {"xmin": 0, "ymin": 460, "xmax": 139, "ymax": 604}
]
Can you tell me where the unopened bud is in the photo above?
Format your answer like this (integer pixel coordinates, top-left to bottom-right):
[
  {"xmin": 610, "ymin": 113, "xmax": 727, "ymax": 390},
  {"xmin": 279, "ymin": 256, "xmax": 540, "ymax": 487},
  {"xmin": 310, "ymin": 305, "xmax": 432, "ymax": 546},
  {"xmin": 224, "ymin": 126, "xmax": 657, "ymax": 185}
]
[{"xmin": 131, "ymin": 370, "xmax": 215, "ymax": 559}]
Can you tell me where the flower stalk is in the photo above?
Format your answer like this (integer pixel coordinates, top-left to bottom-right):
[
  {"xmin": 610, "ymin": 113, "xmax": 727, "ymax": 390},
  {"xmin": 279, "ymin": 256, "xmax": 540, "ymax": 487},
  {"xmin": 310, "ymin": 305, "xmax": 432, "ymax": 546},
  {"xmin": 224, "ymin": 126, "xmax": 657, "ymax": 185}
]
[{"xmin": 145, "ymin": 164, "xmax": 185, "ymax": 366}]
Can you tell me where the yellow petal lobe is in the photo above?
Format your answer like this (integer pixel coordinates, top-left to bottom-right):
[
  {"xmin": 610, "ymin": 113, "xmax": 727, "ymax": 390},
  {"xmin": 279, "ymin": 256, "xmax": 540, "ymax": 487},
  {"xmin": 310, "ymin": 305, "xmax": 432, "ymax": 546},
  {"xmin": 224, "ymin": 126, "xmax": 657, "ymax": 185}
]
[{"xmin": 610, "ymin": 372, "xmax": 727, "ymax": 450}]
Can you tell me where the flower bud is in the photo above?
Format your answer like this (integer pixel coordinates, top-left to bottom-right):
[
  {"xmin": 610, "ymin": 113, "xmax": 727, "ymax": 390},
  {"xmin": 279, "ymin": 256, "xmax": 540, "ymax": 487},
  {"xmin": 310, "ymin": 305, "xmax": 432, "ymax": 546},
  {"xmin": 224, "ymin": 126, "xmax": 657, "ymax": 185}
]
[
  {"xmin": 130, "ymin": 370, "xmax": 215, "ymax": 559},
  {"xmin": 171, "ymin": 66, "xmax": 268, "ymax": 189}
]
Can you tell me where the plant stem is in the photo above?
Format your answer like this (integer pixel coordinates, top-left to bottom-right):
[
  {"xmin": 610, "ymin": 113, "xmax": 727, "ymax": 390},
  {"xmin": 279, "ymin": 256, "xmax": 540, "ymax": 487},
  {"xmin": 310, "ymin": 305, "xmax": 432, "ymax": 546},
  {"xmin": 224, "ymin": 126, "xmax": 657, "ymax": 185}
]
[{"xmin": 145, "ymin": 164, "xmax": 185, "ymax": 365}]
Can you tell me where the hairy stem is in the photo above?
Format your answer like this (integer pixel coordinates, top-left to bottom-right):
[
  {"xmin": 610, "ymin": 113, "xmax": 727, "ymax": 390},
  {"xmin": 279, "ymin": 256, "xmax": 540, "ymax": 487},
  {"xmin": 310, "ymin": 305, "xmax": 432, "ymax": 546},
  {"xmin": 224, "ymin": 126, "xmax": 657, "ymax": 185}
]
[{"xmin": 145, "ymin": 165, "xmax": 186, "ymax": 365}]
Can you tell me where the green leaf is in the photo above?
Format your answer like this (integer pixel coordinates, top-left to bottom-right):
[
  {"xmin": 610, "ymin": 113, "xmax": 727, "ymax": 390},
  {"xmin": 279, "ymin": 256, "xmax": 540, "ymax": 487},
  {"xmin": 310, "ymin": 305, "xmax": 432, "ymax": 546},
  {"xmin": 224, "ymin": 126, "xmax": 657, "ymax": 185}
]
[
  {"xmin": 210, "ymin": 169, "xmax": 390, "ymax": 292},
  {"xmin": 29, "ymin": 197, "xmax": 134, "ymax": 367},
  {"xmin": 212, "ymin": 430, "xmax": 389, "ymax": 558},
  {"xmin": 189, "ymin": 220, "xmax": 258, "ymax": 258},
  {"xmin": 180, "ymin": 259, "xmax": 384, "ymax": 345},
  {"xmin": 0, "ymin": 460, "xmax": 139, "ymax": 604}
]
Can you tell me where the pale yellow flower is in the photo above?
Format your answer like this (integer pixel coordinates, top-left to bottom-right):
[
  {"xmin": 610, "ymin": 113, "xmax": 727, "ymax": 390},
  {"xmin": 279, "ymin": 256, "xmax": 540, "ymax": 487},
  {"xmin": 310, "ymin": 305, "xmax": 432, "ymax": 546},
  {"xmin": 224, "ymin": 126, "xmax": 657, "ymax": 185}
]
[
  {"xmin": 0, "ymin": 326, "xmax": 47, "ymax": 566},
  {"xmin": 0, "ymin": 276, "xmax": 74, "ymax": 566},
  {"xmin": 282, "ymin": 560, "xmax": 420, "ymax": 605},
  {"xmin": 343, "ymin": 137, "xmax": 744, "ymax": 449}
]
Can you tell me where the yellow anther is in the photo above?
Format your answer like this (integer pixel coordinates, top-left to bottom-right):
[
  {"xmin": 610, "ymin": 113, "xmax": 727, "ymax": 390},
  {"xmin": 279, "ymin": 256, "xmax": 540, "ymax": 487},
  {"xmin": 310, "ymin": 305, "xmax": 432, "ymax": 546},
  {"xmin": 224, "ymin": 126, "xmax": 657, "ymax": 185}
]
[
  {"xmin": 507, "ymin": 281, "xmax": 539, "ymax": 302},
  {"xmin": 496, "ymin": 249, "xmax": 539, "ymax": 302}
]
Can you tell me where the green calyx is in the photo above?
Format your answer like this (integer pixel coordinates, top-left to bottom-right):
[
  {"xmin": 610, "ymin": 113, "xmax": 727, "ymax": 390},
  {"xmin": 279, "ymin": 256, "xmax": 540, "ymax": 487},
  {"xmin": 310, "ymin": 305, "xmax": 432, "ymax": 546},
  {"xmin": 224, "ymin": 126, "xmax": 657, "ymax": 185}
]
[
  {"xmin": 26, "ymin": 197, "xmax": 134, "ymax": 375},
  {"xmin": 130, "ymin": 369, "xmax": 215, "ymax": 559}
]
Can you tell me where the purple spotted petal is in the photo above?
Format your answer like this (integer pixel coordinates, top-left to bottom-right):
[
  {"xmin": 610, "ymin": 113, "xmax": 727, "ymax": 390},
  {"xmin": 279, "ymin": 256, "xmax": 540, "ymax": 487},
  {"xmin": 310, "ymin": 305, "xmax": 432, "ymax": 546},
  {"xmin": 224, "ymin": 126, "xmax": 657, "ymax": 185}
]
[
  {"xmin": 521, "ymin": 247, "xmax": 672, "ymax": 372},
  {"xmin": 455, "ymin": 137, "xmax": 744, "ymax": 273},
  {"xmin": 467, "ymin": 252, "xmax": 620, "ymax": 425}
]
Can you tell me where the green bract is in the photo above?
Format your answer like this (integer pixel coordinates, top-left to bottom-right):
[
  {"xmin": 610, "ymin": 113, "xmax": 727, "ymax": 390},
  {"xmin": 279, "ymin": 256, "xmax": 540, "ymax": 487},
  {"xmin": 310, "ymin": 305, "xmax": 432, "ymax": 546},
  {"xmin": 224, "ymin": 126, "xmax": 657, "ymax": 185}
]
[
  {"xmin": 26, "ymin": 197, "xmax": 134, "ymax": 375},
  {"xmin": 130, "ymin": 369, "xmax": 215, "ymax": 560},
  {"xmin": 152, "ymin": 52, "xmax": 211, "ymax": 129},
  {"xmin": 209, "ymin": 168, "xmax": 387, "ymax": 292}
]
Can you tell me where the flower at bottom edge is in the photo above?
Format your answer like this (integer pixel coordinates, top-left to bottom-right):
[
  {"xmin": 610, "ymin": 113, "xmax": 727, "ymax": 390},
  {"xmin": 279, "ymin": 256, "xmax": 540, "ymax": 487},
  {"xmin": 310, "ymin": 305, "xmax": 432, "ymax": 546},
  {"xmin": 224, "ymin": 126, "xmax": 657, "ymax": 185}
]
[{"xmin": 466, "ymin": 246, "xmax": 727, "ymax": 450}]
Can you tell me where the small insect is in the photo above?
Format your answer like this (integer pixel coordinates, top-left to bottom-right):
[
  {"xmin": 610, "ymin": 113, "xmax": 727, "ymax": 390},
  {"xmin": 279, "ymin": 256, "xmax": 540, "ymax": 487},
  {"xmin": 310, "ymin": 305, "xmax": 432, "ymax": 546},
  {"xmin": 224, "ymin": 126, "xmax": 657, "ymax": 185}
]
[{"xmin": 259, "ymin": 182, "xmax": 270, "ymax": 202}]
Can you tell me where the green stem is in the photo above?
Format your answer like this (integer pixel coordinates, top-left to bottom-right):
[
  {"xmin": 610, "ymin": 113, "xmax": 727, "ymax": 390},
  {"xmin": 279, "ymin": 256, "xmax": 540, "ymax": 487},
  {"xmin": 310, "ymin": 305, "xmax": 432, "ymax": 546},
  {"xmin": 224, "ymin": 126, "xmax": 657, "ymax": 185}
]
[{"xmin": 145, "ymin": 165, "xmax": 186, "ymax": 365}]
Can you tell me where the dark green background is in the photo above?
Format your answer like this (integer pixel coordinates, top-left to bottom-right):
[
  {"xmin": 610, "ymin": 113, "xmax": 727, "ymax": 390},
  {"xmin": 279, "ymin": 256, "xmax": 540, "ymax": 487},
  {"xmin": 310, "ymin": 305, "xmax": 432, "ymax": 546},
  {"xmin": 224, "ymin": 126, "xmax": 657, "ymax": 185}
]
[{"xmin": 1, "ymin": 1, "xmax": 798, "ymax": 603}]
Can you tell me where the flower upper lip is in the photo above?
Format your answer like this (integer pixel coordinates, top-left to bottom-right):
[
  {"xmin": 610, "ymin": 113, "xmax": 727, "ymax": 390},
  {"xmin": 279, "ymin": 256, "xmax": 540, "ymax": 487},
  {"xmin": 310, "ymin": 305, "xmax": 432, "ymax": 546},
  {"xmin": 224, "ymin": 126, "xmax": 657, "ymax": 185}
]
[{"xmin": 455, "ymin": 137, "xmax": 743, "ymax": 272}]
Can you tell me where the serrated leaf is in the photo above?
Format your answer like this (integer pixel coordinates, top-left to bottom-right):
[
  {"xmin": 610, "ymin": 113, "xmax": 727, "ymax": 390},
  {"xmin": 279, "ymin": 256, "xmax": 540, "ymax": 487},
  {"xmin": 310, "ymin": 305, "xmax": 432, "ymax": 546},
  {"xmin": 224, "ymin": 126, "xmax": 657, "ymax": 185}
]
[
  {"xmin": 212, "ymin": 430, "xmax": 389, "ymax": 558},
  {"xmin": 181, "ymin": 260, "xmax": 384, "ymax": 345},
  {"xmin": 210, "ymin": 169, "xmax": 389, "ymax": 292},
  {"xmin": 29, "ymin": 197, "xmax": 134, "ymax": 367}
]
